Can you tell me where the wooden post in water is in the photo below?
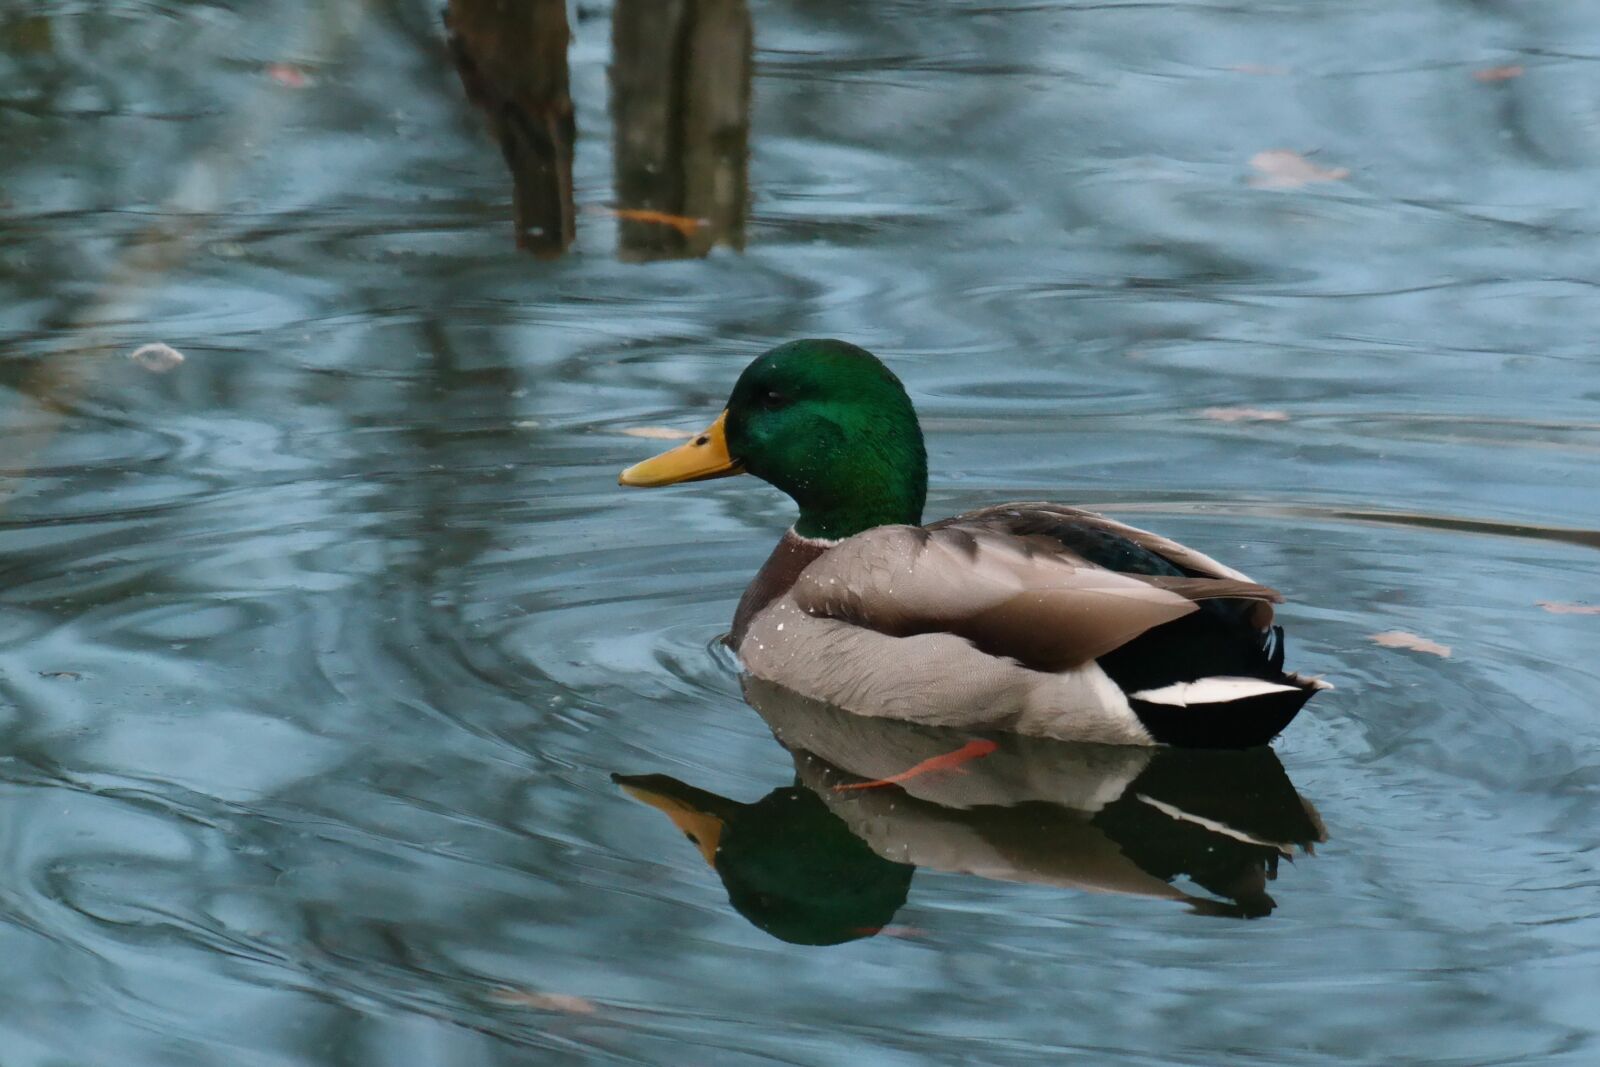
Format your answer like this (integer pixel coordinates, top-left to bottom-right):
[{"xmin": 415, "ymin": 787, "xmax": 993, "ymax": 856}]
[
  {"xmin": 446, "ymin": 0, "xmax": 576, "ymax": 257},
  {"xmin": 610, "ymin": 0, "xmax": 751, "ymax": 261}
]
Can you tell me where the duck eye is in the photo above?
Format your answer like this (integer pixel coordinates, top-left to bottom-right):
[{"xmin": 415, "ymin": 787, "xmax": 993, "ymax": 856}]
[{"xmin": 758, "ymin": 389, "xmax": 789, "ymax": 410}]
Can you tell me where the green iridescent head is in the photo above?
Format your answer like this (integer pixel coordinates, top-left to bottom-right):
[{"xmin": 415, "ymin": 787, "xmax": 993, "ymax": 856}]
[{"xmin": 619, "ymin": 339, "xmax": 928, "ymax": 540}]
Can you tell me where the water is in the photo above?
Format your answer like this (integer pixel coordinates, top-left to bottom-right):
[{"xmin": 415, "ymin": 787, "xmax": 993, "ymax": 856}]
[{"xmin": 3, "ymin": 0, "xmax": 1599, "ymax": 1062}]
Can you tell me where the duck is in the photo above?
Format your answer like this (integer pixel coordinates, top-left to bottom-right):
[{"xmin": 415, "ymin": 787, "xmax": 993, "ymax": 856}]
[{"xmin": 619, "ymin": 338, "xmax": 1326, "ymax": 747}]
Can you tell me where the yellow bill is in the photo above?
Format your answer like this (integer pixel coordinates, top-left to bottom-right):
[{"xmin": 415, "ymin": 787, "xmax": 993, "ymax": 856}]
[
  {"xmin": 618, "ymin": 410, "xmax": 744, "ymax": 487},
  {"xmin": 617, "ymin": 781, "xmax": 726, "ymax": 867}
]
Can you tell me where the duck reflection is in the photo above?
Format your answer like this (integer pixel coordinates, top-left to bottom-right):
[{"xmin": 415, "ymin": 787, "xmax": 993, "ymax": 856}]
[
  {"xmin": 616, "ymin": 679, "xmax": 1325, "ymax": 944},
  {"xmin": 445, "ymin": 0, "xmax": 751, "ymax": 259}
]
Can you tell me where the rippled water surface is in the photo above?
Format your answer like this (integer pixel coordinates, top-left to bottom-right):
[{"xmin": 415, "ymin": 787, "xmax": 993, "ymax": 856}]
[{"xmin": 4, "ymin": 0, "xmax": 1600, "ymax": 1062}]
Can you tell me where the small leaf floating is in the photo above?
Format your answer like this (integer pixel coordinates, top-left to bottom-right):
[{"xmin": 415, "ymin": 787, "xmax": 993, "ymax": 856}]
[
  {"xmin": 1473, "ymin": 65, "xmax": 1524, "ymax": 83},
  {"xmin": 486, "ymin": 989, "xmax": 598, "ymax": 1015},
  {"xmin": 597, "ymin": 207, "xmax": 705, "ymax": 237},
  {"xmin": 1369, "ymin": 630, "xmax": 1452, "ymax": 658},
  {"xmin": 620, "ymin": 426, "xmax": 696, "ymax": 440},
  {"xmin": 265, "ymin": 63, "xmax": 312, "ymax": 89},
  {"xmin": 1249, "ymin": 150, "xmax": 1349, "ymax": 190},
  {"xmin": 1537, "ymin": 601, "xmax": 1600, "ymax": 616},
  {"xmin": 1200, "ymin": 407, "xmax": 1290, "ymax": 423}
]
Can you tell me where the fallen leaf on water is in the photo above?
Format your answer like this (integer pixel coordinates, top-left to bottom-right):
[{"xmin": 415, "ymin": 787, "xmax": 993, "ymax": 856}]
[
  {"xmin": 599, "ymin": 207, "xmax": 704, "ymax": 237},
  {"xmin": 835, "ymin": 739, "xmax": 999, "ymax": 792},
  {"xmin": 620, "ymin": 426, "xmax": 696, "ymax": 440},
  {"xmin": 877, "ymin": 925, "xmax": 930, "ymax": 939},
  {"xmin": 1200, "ymin": 406, "xmax": 1290, "ymax": 423},
  {"xmin": 1248, "ymin": 150, "xmax": 1349, "ymax": 190},
  {"xmin": 487, "ymin": 989, "xmax": 598, "ymax": 1014},
  {"xmin": 1537, "ymin": 601, "xmax": 1600, "ymax": 615},
  {"xmin": 265, "ymin": 63, "xmax": 312, "ymax": 89},
  {"xmin": 1473, "ymin": 65, "xmax": 1524, "ymax": 83},
  {"xmin": 1230, "ymin": 63, "xmax": 1290, "ymax": 76},
  {"xmin": 1369, "ymin": 630, "xmax": 1452, "ymax": 658},
  {"xmin": 128, "ymin": 343, "xmax": 185, "ymax": 373},
  {"xmin": 850, "ymin": 924, "xmax": 930, "ymax": 939}
]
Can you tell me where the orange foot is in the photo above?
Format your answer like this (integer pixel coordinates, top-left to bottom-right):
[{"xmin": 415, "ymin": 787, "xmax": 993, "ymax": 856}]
[{"xmin": 833, "ymin": 738, "xmax": 999, "ymax": 792}]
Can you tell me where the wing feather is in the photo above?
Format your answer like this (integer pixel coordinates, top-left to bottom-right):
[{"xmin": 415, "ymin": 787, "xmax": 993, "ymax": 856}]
[
  {"xmin": 943, "ymin": 503, "xmax": 1261, "ymax": 584},
  {"xmin": 792, "ymin": 525, "xmax": 1279, "ymax": 670},
  {"xmin": 793, "ymin": 518, "xmax": 1280, "ymax": 675}
]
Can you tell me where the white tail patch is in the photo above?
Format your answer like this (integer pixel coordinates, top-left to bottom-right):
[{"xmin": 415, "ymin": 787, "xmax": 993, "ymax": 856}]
[{"xmin": 1130, "ymin": 676, "xmax": 1300, "ymax": 707}]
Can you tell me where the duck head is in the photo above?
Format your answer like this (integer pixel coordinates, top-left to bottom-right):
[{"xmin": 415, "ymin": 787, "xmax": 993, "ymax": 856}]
[{"xmin": 619, "ymin": 339, "xmax": 928, "ymax": 540}]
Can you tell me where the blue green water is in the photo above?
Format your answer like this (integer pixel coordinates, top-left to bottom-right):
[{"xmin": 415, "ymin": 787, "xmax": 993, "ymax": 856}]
[{"xmin": 2, "ymin": 0, "xmax": 1599, "ymax": 1062}]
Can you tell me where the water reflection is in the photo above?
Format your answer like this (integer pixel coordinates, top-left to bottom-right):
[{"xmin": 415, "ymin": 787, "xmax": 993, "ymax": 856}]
[
  {"xmin": 445, "ymin": 0, "xmax": 576, "ymax": 256},
  {"xmin": 610, "ymin": 0, "xmax": 752, "ymax": 260},
  {"xmin": 446, "ymin": 0, "xmax": 751, "ymax": 259},
  {"xmin": 617, "ymin": 679, "xmax": 1326, "ymax": 943}
]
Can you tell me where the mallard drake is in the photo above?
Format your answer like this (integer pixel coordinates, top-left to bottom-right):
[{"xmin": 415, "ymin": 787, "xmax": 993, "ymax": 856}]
[{"xmin": 620, "ymin": 339, "xmax": 1326, "ymax": 747}]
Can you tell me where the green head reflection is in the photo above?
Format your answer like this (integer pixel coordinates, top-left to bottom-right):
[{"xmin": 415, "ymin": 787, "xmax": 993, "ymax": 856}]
[{"xmin": 615, "ymin": 773, "xmax": 912, "ymax": 946}]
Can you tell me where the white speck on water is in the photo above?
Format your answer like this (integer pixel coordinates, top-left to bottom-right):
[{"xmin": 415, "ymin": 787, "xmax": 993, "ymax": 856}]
[{"xmin": 129, "ymin": 342, "xmax": 185, "ymax": 373}]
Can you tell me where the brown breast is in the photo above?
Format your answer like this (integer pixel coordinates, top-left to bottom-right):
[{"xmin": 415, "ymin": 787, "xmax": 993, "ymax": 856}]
[{"xmin": 728, "ymin": 530, "xmax": 830, "ymax": 650}]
